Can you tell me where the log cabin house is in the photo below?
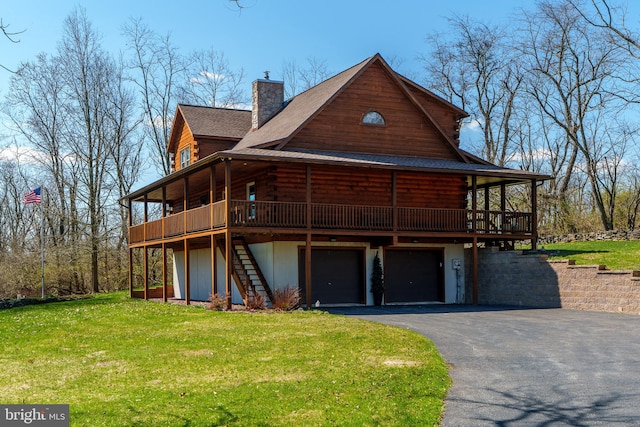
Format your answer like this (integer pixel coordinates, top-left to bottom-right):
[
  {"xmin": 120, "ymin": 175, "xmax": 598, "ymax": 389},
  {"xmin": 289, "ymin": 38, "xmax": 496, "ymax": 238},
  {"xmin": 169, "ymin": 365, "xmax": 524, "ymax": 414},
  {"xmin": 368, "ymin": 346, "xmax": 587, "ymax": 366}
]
[{"xmin": 125, "ymin": 54, "xmax": 550, "ymax": 308}]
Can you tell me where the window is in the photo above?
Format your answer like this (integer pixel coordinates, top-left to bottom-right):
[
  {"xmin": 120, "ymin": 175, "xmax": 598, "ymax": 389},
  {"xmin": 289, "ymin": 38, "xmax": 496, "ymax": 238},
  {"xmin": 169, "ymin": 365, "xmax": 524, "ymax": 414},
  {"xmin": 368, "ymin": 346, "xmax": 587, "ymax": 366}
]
[
  {"xmin": 246, "ymin": 182, "xmax": 256, "ymax": 220},
  {"xmin": 362, "ymin": 111, "xmax": 386, "ymax": 126},
  {"xmin": 179, "ymin": 147, "xmax": 191, "ymax": 169}
]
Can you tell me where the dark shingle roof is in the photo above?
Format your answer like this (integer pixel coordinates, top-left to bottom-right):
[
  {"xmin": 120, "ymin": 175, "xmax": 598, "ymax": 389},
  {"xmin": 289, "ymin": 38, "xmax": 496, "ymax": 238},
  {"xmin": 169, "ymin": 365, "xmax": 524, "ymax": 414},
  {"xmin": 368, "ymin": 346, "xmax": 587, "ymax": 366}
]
[
  {"xmin": 218, "ymin": 147, "xmax": 551, "ymax": 181},
  {"xmin": 179, "ymin": 105, "xmax": 251, "ymax": 139}
]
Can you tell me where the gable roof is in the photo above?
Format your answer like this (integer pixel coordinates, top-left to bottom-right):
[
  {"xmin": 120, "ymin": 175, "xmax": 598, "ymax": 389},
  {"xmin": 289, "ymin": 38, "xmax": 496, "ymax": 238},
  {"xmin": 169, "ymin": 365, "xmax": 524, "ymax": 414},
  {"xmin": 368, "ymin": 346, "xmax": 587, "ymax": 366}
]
[
  {"xmin": 233, "ymin": 54, "xmax": 469, "ymax": 162},
  {"xmin": 167, "ymin": 104, "xmax": 251, "ymax": 153},
  {"xmin": 233, "ymin": 57, "xmax": 371, "ymax": 150}
]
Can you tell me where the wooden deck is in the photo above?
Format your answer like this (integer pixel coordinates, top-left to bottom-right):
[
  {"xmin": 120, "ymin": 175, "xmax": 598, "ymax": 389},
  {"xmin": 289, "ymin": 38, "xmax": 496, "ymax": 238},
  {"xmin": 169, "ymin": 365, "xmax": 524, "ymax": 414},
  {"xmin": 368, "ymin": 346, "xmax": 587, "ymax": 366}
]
[{"xmin": 129, "ymin": 200, "xmax": 533, "ymax": 244}]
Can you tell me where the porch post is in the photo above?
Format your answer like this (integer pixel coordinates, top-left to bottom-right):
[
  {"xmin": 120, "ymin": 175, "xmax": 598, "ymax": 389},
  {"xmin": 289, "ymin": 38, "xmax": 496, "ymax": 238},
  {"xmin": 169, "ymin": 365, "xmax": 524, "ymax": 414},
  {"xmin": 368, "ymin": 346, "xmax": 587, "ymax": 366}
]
[
  {"xmin": 305, "ymin": 165, "xmax": 312, "ymax": 308},
  {"xmin": 531, "ymin": 179, "xmax": 538, "ymax": 251},
  {"xmin": 143, "ymin": 246, "xmax": 148, "ymax": 300},
  {"xmin": 184, "ymin": 238, "xmax": 190, "ymax": 305},
  {"xmin": 305, "ymin": 232, "xmax": 312, "ymax": 308},
  {"xmin": 128, "ymin": 198, "xmax": 133, "ymax": 298},
  {"xmin": 212, "ymin": 235, "xmax": 217, "ymax": 297},
  {"xmin": 128, "ymin": 247, "xmax": 133, "ymax": 298},
  {"xmin": 225, "ymin": 160, "xmax": 233, "ymax": 310},
  {"xmin": 500, "ymin": 183, "xmax": 506, "ymax": 233},
  {"xmin": 162, "ymin": 242, "xmax": 168, "ymax": 303},
  {"xmin": 128, "ymin": 198, "xmax": 133, "ymax": 227},
  {"xmin": 210, "ymin": 164, "xmax": 217, "ymax": 301},
  {"xmin": 472, "ymin": 236, "xmax": 479, "ymax": 305}
]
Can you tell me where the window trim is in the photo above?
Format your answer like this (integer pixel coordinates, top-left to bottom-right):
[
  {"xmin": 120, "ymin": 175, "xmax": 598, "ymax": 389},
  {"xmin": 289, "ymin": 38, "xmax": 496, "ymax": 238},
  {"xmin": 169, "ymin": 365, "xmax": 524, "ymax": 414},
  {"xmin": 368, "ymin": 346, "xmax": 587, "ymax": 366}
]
[
  {"xmin": 362, "ymin": 111, "xmax": 386, "ymax": 126},
  {"xmin": 179, "ymin": 147, "xmax": 191, "ymax": 169},
  {"xmin": 246, "ymin": 181, "xmax": 256, "ymax": 220}
]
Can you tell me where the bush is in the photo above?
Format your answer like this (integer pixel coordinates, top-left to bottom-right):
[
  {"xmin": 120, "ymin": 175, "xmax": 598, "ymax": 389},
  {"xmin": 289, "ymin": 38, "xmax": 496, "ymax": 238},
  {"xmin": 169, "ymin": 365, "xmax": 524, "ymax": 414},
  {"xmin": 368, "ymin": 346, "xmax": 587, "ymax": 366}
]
[
  {"xmin": 207, "ymin": 293, "xmax": 226, "ymax": 311},
  {"xmin": 272, "ymin": 286, "xmax": 301, "ymax": 311},
  {"xmin": 245, "ymin": 292, "xmax": 266, "ymax": 310}
]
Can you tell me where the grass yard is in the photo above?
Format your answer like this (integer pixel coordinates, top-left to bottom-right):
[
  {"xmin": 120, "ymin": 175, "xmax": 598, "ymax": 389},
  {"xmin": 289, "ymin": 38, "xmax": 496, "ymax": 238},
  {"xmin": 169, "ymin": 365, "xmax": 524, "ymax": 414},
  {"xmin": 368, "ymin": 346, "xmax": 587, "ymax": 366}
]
[
  {"xmin": 0, "ymin": 292, "xmax": 449, "ymax": 426},
  {"xmin": 540, "ymin": 239, "xmax": 640, "ymax": 271}
]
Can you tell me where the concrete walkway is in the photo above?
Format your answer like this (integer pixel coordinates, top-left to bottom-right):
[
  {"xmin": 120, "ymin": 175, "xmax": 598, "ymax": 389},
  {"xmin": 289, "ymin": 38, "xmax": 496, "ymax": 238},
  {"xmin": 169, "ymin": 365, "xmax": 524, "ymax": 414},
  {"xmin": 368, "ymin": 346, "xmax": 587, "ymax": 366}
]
[{"xmin": 329, "ymin": 305, "xmax": 640, "ymax": 426}]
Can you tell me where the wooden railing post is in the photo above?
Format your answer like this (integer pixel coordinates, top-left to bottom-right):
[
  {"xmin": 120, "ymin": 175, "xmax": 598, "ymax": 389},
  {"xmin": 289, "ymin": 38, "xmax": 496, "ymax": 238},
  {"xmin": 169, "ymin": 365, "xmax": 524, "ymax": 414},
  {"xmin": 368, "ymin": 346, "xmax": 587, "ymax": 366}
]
[{"xmin": 471, "ymin": 176, "xmax": 477, "ymax": 234}]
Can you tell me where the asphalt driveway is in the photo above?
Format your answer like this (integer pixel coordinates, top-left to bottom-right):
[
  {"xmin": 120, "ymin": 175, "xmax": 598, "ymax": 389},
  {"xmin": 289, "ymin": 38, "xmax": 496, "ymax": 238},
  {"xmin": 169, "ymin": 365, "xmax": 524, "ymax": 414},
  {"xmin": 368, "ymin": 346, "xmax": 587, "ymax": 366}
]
[{"xmin": 329, "ymin": 305, "xmax": 640, "ymax": 426}]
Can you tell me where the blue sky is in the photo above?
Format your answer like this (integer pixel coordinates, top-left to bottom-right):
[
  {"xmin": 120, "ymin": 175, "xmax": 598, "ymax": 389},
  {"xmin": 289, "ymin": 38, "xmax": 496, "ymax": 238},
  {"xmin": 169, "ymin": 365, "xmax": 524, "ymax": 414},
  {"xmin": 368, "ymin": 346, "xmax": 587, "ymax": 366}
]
[{"xmin": 1, "ymin": 0, "xmax": 531, "ymax": 98}]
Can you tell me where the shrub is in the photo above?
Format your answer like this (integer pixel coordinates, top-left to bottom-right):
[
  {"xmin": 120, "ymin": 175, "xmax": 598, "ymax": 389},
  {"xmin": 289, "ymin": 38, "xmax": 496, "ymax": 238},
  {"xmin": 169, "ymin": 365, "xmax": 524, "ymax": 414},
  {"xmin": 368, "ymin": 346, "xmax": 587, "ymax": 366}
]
[
  {"xmin": 245, "ymin": 292, "xmax": 266, "ymax": 310},
  {"xmin": 272, "ymin": 286, "xmax": 301, "ymax": 311},
  {"xmin": 208, "ymin": 293, "xmax": 226, "ymax": 311}
]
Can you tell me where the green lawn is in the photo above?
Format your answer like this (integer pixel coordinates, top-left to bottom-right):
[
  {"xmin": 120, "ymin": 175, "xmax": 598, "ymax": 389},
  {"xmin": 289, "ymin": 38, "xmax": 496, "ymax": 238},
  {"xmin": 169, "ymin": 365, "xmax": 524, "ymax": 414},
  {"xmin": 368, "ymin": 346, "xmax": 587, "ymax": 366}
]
[
  {"xmin": 541, "ymin": 240, "xmax": 640, "ymax": 271},
  {"xmin": 0, "ymin": 293, "xmax": 449, "ymax": 426}
]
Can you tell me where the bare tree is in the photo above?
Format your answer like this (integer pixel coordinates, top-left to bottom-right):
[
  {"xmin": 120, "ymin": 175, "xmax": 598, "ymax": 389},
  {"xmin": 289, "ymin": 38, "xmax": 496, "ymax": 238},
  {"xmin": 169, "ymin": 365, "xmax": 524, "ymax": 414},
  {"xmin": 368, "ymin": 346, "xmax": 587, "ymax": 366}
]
[
  {"xmin": 569, "ymin": 0, "xmax": 640, "ymax": 54},
  {"xmin": 2, "ymin": 52, "xmax": 87, "ymax": 291},
  {"xmin": 1, "ymin": 18, "xmax": 25, "ymax": 72},
  {"xmin": 423, "ymin": 17, "xmax": 524, "ymax": 166},
  {"xmin": 104, "ymin": 56, "xmax": 143, "ymax": 252},
  {"xmin": 179, "ymin": 48, "xmax": 248, "ymax": 108},
  {"xmin": 281, "ymin": 57, "xmax": 332, "ymax": 99},
  {"xmin": 123, "ymin": 18, "xmax": 186, "ymax": 176},
  {"xmin": 519, "ymin": 0, "xmax": 634, "ymax": 230},
  {"xmin": 59, "ymin": 8, "xmax": 126, "ymax": 292}
]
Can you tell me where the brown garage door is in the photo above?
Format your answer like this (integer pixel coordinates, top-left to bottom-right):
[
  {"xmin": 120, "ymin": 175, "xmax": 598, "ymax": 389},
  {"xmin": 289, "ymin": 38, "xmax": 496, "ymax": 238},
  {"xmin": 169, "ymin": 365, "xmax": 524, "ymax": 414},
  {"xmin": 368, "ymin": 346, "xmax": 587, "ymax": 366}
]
[
  {"xmin": 298, "ymin": 248, "xmax": 364, "ymax": 305},
  {"xmin": 384, "ymin": 249, "xmax": 444, "ymax": 303}
]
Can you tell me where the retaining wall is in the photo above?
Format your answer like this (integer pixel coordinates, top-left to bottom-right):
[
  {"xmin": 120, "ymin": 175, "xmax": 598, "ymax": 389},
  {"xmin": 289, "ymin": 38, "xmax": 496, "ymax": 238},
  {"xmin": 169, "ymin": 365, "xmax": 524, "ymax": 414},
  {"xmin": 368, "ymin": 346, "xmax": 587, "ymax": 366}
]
[{"xmin": 466, "ymin": 247, "xmax": 640, "ymax": 315}]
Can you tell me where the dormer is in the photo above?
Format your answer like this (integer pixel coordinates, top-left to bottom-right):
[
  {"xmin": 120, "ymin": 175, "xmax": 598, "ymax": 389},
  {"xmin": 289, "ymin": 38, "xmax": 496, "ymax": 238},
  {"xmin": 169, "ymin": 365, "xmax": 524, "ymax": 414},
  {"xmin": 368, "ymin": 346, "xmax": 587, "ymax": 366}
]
[{"xmin": 167, "ymin": 105, "xmax": 252, "ymax": 173}]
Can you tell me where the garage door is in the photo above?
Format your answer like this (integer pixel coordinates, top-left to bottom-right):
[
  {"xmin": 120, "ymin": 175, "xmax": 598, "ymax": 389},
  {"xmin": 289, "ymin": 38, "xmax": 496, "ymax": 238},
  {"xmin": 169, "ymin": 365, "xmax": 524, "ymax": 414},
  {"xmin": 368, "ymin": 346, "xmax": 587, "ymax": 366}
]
[
  {"xmin": 384, "ymin": 249, "xmax": 444, "ymax": 303},
  {"xmin": 298, "ymin": 248, "xmax": 364, "ymax": 305}
]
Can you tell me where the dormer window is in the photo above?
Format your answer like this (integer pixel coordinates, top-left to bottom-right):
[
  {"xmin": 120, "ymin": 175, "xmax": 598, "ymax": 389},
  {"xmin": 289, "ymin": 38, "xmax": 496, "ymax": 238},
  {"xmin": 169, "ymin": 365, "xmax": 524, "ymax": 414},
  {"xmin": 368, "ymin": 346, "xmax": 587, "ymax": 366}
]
[
  {"xmin": 179, "ymin": 147, "xmax": 191, "ymax": 169},
  {"xmin": 362, "ymin": 111, "xmax": 386, "ymax": 126}
]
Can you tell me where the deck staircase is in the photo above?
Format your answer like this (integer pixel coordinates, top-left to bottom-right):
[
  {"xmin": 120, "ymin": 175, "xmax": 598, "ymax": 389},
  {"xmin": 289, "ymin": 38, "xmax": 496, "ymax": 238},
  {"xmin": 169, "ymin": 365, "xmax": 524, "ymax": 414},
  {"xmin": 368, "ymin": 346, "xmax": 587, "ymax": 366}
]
[{"xmin": 217, "ymin": 237, "xmax": 274, "ymax": 305}]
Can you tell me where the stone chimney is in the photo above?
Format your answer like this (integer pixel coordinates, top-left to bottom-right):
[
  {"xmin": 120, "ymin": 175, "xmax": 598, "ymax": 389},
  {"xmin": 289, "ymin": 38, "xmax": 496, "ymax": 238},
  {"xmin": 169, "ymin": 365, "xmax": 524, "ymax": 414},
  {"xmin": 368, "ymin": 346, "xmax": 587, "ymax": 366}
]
[{"xmin": 252, "ymin": 77, "xmax": 284, "ymax": 130}]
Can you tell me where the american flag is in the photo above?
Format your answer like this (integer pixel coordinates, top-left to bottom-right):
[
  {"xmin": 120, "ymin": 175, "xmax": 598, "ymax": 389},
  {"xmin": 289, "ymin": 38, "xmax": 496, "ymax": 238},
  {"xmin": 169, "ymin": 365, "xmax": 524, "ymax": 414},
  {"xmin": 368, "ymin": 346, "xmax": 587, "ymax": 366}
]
[{"xmin": 22, "ymin": 187, "xmax": 42, "ymax": 204}]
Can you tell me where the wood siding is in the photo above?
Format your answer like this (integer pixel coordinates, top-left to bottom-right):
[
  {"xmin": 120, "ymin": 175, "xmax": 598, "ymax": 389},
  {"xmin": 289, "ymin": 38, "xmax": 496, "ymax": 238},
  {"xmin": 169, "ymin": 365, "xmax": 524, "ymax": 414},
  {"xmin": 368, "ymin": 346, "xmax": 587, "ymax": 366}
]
[
  {"xmin": 287, "ymin": 62, "xmax": 460, "ymax": 160},
  {"xmin": 168, "ymin": 164, "xmax": 467, "ymax": 213},
  {"xmin": 396, "ymin": 171, "xmax": 467, "ymax": 209},
  {"xmin": 261, "ymin": 165, "xmax": 465, "ymax": 209},
  {"xmin": 196, "ymin": 137, "xmax": 238, "ymax": 159},
  {"xmin": 174, "ymin": 120, "xmax": 195, "ymax": 171},
  {"xmin": 405, "ymin": 85, "xmax": 462, "ymax": 144}
]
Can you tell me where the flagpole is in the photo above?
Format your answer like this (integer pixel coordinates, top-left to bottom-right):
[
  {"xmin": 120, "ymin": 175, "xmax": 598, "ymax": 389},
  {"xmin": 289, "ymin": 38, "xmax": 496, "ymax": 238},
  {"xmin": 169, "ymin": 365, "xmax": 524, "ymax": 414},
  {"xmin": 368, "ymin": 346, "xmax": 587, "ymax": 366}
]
[{"xmin": 40, "ymin": 187, "xmax": 45, "ymax": 299}]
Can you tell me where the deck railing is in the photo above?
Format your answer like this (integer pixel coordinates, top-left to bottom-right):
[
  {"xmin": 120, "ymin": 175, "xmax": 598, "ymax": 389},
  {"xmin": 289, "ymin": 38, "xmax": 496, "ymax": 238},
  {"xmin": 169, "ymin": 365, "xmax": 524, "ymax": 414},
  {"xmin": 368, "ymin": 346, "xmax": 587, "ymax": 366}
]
[{"xmin": 129, "ymin": 200, "xmax": 533, "ymax": 244}]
